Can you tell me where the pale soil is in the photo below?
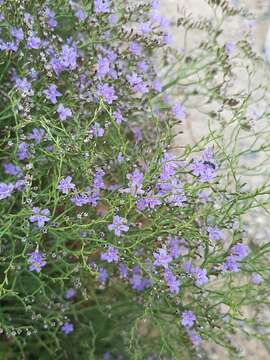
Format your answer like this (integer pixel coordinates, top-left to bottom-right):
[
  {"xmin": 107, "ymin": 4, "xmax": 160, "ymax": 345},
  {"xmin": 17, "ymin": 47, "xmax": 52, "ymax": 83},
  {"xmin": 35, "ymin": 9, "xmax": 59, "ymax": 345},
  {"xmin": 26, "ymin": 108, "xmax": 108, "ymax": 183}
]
[{"xmin": 159, "ymin": 0, "xmax": 270, "ymax": 359}]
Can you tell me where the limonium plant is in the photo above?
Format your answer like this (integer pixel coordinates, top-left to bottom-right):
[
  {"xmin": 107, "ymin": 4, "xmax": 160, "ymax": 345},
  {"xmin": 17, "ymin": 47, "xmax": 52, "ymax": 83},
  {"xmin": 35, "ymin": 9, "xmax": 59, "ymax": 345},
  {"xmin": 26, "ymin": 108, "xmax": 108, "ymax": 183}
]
[{"xmin": 1, "ymin": 0, "xmax": 270, "ymax": 359}]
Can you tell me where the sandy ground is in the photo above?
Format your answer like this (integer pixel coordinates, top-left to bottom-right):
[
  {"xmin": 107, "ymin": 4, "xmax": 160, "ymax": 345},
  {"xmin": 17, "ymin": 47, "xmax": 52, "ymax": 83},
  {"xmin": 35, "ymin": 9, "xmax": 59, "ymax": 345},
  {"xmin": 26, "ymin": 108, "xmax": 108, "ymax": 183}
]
[{"xmin": 159, "ymin": 0, "xmax": 270, "ymax": 359}]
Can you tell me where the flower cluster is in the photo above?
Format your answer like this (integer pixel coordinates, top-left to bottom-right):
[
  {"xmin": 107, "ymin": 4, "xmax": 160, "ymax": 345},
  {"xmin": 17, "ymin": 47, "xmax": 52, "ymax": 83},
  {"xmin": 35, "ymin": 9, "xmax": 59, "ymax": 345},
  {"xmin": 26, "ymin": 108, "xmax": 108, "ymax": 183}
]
[{"xmin": 0, "ymin": 0, "xmax": 269, "ymax": 358}]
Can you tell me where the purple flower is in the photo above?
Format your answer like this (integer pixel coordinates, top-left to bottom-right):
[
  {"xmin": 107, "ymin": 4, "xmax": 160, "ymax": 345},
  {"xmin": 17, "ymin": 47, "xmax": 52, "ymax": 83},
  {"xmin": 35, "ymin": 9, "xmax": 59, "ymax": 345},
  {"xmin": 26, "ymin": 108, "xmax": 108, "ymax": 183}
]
[
  {"xmin": 207, "ymin": 226, "xmax": 223, "ymax": 241},
  {"xmin": 108, "ymin": 215, "xmax": 129, "ymax": 236},
  {"xmin": 221, "ymin": 255, "xmax": 239, "ymax": 272},
  {"xmin": 113, "ymin": 110, "xmax": 124, "ymax": 124},
  {"xmin": 225, "ymin": 42, "xmax": 235, "ymax": 57},
  {"xmin": 3, "ymin": 163, "xmax": 22, "ymax": 177},
  {"xmin": 130, "ymin": 272, "xmax": 151, "ymax": 291},
  {"xmin": 93, "ymin": 168, "xmax": 105, "ymax": 190},
  {"xmin": 11, "ymin": 27, "xmax": 24, "ymax": 41},
  {"xmin": 136, "ymin": 196, "xmax": 161, "ymax": 211},
  {"xmin": 15, "ymin": 77, "xmax": 32, "ymax": 93},
  {"xmin": 95, "ymin": 0, "xmax": 111, "ymax": 14},
  {"xmin": 28, "ymin": 250, "xmax": 46, "ymax": 272},
  {"xmin": 0, "ymin": 183, "xmax": 14, "ymax": 200},
  {"xmin": 92, "ymin": 122, "xmax": 104, "ymax": 137},
  {"xmin": 192, "ymin": 267, "xmax": 208, "ymax": 286},
  {"xmin": 57, "ymin": 104, "xmax": 72, "ymax": 121},
  {"xmin": 153, "ymin": 248, "xmax": 172, "ymax": 269},
  {"xmin": 190, "ymin": 159, "xmax": 216, "ymax": 183},
  {"xmin": 64, "ymin": 288, "xmax": 77, "ymax": 300},
  {"xmin": 43, "ymin": 84, "xmax": 62, "ymax": 104},
  {"xmin": 97, "ymin": 57, "xmax": 110, "ymax": 79},
  {"xmin": 183, "ymin": 261, "xmax": 194, "ymax": 274},
  {"xmin": 58, "ymin": 176, "xmax": 76, "ymax": 194},
  {"xmin": 231, "ymin": 243, "xmax": 249, "ymax": 260},
  {"xmin": 139, "ymin": 22, "xmax": 151, "ymax": 34},
  {"xmin": 167, "ymin": 235, "xmax": 188, "ymax": 258},
  {"xmin": 61, "ymin": 322, "xmax": 74, "ymax": 335},
  {"xmin": 28, "ymin": 128, "xmax": 45, "ymax": 144},
  {"xmin": 251, "ymin": 273, "xmax": 263, "ymax": 285},
  {"xmin": 181, "ymin": 310, "xmax": 196, "ymax": 329},
  {"xmin": 187, "ymin": 329, "xmax": 202, "ymax": 346},
  {"xmin": 26, "ymin": 34, "xmax": 42, "ymax": 49},
  {"xmin": 60, "ymin": 44, "xmax": 78, "ymax": 70},
  {"xmin": 152, "ymin": 79, "xmax": 162, "ymax": 92},
  {"xmin": 164, "ymin": 269, "xmax": 180, "ymax": 294},
  {"xmin": 29, "ymin": 207, "xmax": 50, "ymax": 228},
  {"xmin": 119, "ymin": 263, "xmax": 128, "ymax": 278},
  {"xmin": 97, "ymin": 83, "xmax": 117, "ymax": 104},
  {"xmin": 98, "ymin": 267, "xmax": 108, "ymax": 283},
  {"xmin": 172, "ymin": 102, "xmax": 186, "ymax": 120},
  {"xmin": 17, "ymin": 142, "xmax": 30, "ymax": 161},
  {"xmin": 100, "ymin": 246, "xmax": 119, "ymax": 263},
  {"xmin": 122, "ymin": 169, "xmax": 144, "ymax": 196},
  {"xmin": 75, "ymin": 8, "xmax": 87, "ymax": 22},
  {"xmin": 45, "ymin": 8, "xmax": 58, "ymax": 28},
  {"xmin": 129, "ymin": 42, "xmax": 142, "ymax": 56},
  {"xmin": 15, "ymin": 179, "xmax": 26, "ymax": 191}
]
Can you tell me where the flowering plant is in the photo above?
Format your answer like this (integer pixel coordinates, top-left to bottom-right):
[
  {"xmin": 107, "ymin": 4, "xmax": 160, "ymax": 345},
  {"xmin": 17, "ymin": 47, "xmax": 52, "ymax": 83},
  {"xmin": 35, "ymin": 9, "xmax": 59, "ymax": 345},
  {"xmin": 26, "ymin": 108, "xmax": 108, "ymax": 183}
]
[{"xmin": 1, "ymin": 0, "xmax": 270, "ymax": 359}]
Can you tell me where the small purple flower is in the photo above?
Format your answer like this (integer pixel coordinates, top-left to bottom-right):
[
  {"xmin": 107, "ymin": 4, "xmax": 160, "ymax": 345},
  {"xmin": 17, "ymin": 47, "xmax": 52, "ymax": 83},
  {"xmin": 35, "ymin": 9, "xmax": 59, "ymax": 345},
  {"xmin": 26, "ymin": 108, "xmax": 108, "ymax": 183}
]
[
  {"xmin": 251, "ymin": 273, "xmax": 263, "ymax": 285},
  {"xmin": 0, "ymin": 183, "xmax": 14, "ymax": 200},
  {"xmin": 108, "ymin": 215, "xmax": 129, "ymax": 236},
  {"xmin": 28, "ymin": 128, "xmax": 45, "ymax": 144},
  {"xmin": 15, "ymin": 77, "xmax": 32, "ymax": 93},
  {"xmin": 17, "ymin": 142, "xmax": 30, "ymax": 161},
  {"xmin": 92, "ymin": 122, "xmax": 104, "ymax": 137},
  {"xmin": 98, "ymin": 267, "xmax": 108, "ymax": 283},
  {"xmin": 96, "ymin": 57, "xmax": 110, "ymax": 79},
  {"xmin": 183, "ymin": 261, "xmax": 194, "ymax": 274},
  {"xmin": 58, "ymin": 176, "xmax": 76, "ymax": 194},
  {"xmin": 95, "ymin": 0, "xmax": 111, "ymax": 14},
  {"xmin": 153, "ymin": 248, "xmax": 172, "ymax": 269},
  {"xmin": 130, "ymin": 272, "xmax": 151, "ymax": 291},
  {"xmin": 26, "ymin": 34, "xmax": 42, "ymax": 49},
  {"xmin": 187, "ymin": 329, "xmax": 202, "ymax": 346},
  {"xmin": 192, "ymin": 267, "xmax": 208, "ymax": 286},
  {"xmin": 139, "ymin": 22, "xmax": 151, "ymax": 34},
  {"xmin": 97, "ymin": 83, "xmax": 117, "ymax": 104},
  {"xmin": 221, "ymin": 255, "xmax": 239, "ymax": 272},
  {"xmin": 152, "ymin": 79, "xmax": 162, "ymax": 92},
  {"xmin": 28, "ymin": 250, "xmax": 46, "ymax": 272},
  {"xmin": 225, "ymin": 42, "xmax": 235, "ymax": 57},
  {"xmin": 113, "ymin": 110, "xmax": 124, "ymax": 124},
  {"xmin": 60, "ymin": 44, "xmax": 78, "ymax": 70},
  {"xmin": 129, "ymin": 42, "xmax": 142, "ymax": 56},
  {"xmin": 93, "ymin": 168, "xmax": 105, "ymax": 190},
  {"xmin": 119, "ymin": 263, "xmax": 128, "ymax": 278},
  {"xmin": 172, "ymin": 102, "xmax": 186, "ymax": 120},
  {"xmin": 181, "ymin": 310, "xmax": 196, "ymax": 329},
  {"xmin": 15, "ymin": 179, "xmax": 26, "ymax": 191},
  {"xmin": 75, "ymin": 8, "xmax": 87, "ymax": 22},
  {"xmin": 207, "ymin": 226, "xmax": 223, "ymax": 241},
  {"xmin": 57, "ymin": 104, "xmax": 72, "ymax": 121},
  {"xmin": 190, "ymin": 159, "xmax": 216, "ymax": 183},
  {"xmin": 43, "ymin": 84, "xmax": 62, "ymax": 104},
  {"xmin": 64, "ymin": 288, "xmax": 77, "ymax": 300},
  {"xmin": 45, "ymin": 8, "xmax": 58, "ymax": 28},
  {"xmin": 164, "ymin": 269, "xmax": 180, "ymax": 294},
  {"xmin": 231, "ymin": 243, "xmax": 249, "ymax": 260},
  {"xmin": 61, "ymin": 322, "xmax": 74, "ymax": 335},
  {"xmin": 11, "ymin": 27, "xmax": 24, "ymax": 41},
  {"xmin": 122, "ymin": 169, "xmax": 144, "ymax": 196},
  {"xmin": 29, "ymin": 207, "xmax": 50, "ymax": 228},
  {"xmin": 100, "ymin": 246, "xmax": 119, "ymax": 263},
  {"xmin": 3, "ymin": 163, "xmax": 22, "ymax": 177}
]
